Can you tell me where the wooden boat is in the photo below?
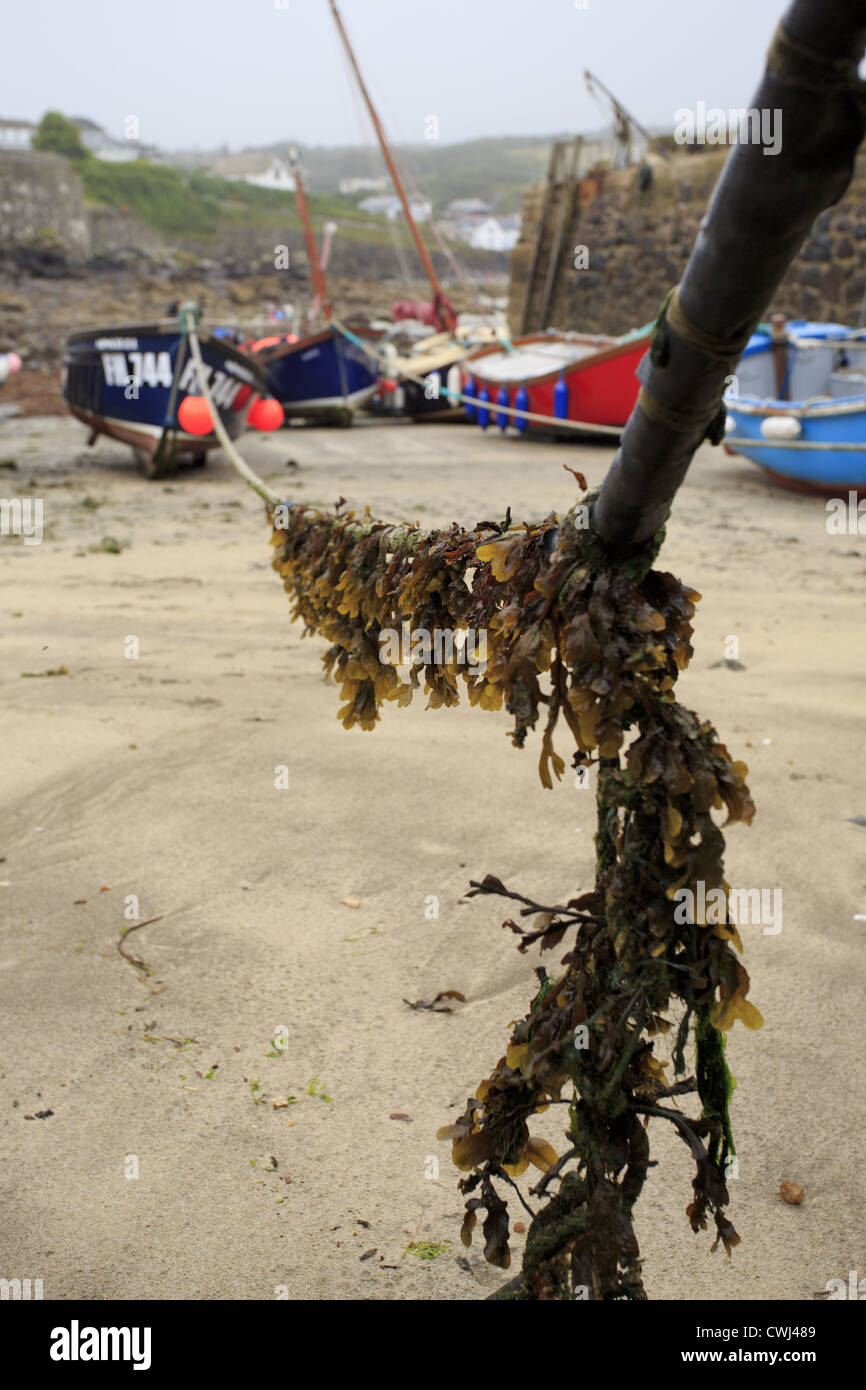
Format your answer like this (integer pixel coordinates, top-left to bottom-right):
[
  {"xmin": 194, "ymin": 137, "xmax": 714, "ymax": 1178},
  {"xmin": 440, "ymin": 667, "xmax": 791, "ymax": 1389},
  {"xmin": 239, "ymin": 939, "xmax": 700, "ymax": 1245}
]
[
  {"xmin": 247, "ymin": 152, "xmax": 379, "ymax": 425},
  {"xmin": 460, "ymin": 326, "xmax": 651, "ymax": 433},
  {"xmin": 253, "ymin": 324, "xmax": 380, "ymax": 426},
  {"xmin": 61, "ymin": 319, "xmax": 266, "ymax": 476},
  {"xmin": 368, "ymin": 328, "xmax": 499, "ymax": 419},
  {"xmin": 723, "ymin": 320, "xmax": 866, "ymax": 495}
]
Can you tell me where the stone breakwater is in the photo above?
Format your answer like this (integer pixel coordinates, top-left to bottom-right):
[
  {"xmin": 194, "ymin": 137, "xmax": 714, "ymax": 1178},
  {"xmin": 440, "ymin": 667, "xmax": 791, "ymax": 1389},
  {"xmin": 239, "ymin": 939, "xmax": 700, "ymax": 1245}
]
[
  {"xmin": 0, "ymin": 151, "xmax": 90, "ymax": 268},
  {"xmin": 508, "ymin": 148, "xmax": 866, "ymax": 336}
]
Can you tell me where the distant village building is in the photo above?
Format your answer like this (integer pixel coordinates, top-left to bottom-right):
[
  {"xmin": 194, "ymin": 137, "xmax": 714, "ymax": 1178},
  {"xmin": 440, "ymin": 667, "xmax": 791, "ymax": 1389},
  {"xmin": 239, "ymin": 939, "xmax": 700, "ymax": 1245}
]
[
  {"xmin": 1, "ymin": 114, "xmax": 156, "ymax": 160},
  {"xmin": 339, "ymin": 175, "xmax": 388, "ymax": 195},
  {"xmin": 463, "ymin": 214, "xmax": 521, "ymax": 252},
  {"xmin": 437, "ymin": 196, "xmax": 520, "ymax": 252},
  {"xmin": 445, "ymin": 197, "xmax": 494, "ymax": 218},
  {"xmin": 0, "ymin": 118, "xmax": 35, "ymax": 150},
  {"xmin": 357, "ymin": 193, "xmax": 431, "ymax": 222},
  {"xmin": 208, "ymin": 152, "xmax": 296, "ymax": 191},
  {"xmin": 71, "ymin": 117, "xmax": 155, "ymax": 162}
]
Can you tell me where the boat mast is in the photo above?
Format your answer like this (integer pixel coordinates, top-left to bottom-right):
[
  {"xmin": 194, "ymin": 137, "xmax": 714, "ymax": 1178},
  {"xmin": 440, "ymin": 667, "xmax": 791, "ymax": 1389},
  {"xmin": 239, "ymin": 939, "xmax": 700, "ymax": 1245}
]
[
  {"xmin": 327, "ymin": 0, "xmax": 456, "ymax": 332},
  {"xmin": 290, "ymin": 149, "xmax": 332, "ymax": 324}
]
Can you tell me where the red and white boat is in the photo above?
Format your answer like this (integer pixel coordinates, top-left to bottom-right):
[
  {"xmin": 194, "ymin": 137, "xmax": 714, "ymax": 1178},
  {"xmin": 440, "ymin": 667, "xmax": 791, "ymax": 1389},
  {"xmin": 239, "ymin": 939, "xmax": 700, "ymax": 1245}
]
[{"xmin": 460, "ymin": 327, "xmax": 651, "ymax": 433}]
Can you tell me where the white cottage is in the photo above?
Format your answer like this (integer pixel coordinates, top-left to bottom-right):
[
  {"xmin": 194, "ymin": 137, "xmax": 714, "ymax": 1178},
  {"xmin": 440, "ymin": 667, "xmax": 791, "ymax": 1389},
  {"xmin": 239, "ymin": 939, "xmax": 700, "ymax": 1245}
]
[
  {"xmin": 209, "ymin": 153, "xmax": 296, "ymax": 192},
  {"xmin": 0, "ymin": 119, "xmax": 35, "ymax": 151}
]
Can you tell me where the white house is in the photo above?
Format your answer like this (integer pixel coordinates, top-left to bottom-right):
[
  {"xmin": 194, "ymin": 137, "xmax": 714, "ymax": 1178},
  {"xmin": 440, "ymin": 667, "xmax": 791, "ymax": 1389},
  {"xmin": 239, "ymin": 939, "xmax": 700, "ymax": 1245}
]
[
  {"xmin": 339, "ymin": 175, "xmax": 388, "ymax": 196},
  {"xmin": 0, "ymin": 118, "xmax": 35, "ymax": 150},
  {"xmin": 358, "ymin": 193, "xmax": 431, "ymax": 223},
  {"xmin": 209, "ymin": 152, "xmax": 296, "ymax": 191},
  {"xmin": 461, "ymin": 215, "xmax": 521, "ymax": 252},
  {"xmin": 72, "ymin": 118, "xmax": 145, "ymax": 162}
]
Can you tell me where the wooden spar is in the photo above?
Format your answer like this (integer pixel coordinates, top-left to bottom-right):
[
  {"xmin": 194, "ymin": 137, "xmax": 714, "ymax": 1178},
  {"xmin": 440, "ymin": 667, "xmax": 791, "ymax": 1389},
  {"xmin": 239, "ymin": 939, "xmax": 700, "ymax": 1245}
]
[
  {"xmin": 309, "ymin": 220, "xmax": 338, "ymax": 327},
  {"xmin": 594, "ymin": 0, "xmax": 866, "ymax": 551},
  {"xmin": 290, "ymin": 150, "xmax": 332, "ymax": 324},
  {"xmin": 327, "ymin": 0, "xmax": 456, "ymax": 332},
  {"xmin": 583, "ymin": 70, "xmax": 671, "ymax": 164}
]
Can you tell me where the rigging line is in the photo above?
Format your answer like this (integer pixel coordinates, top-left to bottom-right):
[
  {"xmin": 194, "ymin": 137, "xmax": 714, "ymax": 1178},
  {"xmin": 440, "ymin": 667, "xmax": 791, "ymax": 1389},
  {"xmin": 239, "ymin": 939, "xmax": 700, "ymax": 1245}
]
[
  {"xmin": 328, "ymin": 0, "xmax": 452, "ymax": 325},
  {"xmin": 337, "ymin": 32, "xmax": 416, "ymax": 294},
  {"xmin": 396, "ymin": 153, "xmax": 492, "ymax": 321},
  {"xmin": 336, "ymin": 30, "xmax": 488, "ymax": 328},
  {"xmin": 388, "ymin": 219, "xmax": 416, "ymax": 293},
  {"xmin": 331, "ymin": 13, "xmax": 497, "ymax": 334}
]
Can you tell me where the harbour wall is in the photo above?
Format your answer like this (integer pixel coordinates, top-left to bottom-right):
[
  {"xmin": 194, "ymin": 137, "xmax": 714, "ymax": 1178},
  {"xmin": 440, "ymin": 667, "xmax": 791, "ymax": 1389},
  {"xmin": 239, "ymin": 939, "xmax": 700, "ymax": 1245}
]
[
  {"xmin": 0, "ymin": 152, "xmax": 90, "ymax": 267},
  {"xmin": 508, "ymin": 148, "xmax": 866, "ymax": 336}
]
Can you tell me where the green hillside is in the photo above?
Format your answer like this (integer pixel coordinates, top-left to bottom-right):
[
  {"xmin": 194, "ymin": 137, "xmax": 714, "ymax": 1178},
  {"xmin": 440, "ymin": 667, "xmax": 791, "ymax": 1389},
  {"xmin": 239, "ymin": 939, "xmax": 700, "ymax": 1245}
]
[
  {"xmin": 76, "ymin": 132, "xmax": 568, "ymax": 245},
  {"xmin": 264, "ymin": 134, "xmax": 564, "ymax": 211},
  {"xmin": 81, "ymin": 157, "xmax": 393, "ymax": 243},
  {"xmin": 75, "ymin": 155, "xmax": 508, "ymax": 282}
]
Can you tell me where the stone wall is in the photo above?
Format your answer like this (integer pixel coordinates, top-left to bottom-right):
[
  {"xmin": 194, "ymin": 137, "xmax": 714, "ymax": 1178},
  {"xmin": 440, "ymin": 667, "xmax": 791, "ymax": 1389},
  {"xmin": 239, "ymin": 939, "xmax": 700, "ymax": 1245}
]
[
  {"xmin": 0, "ymin": 151, "xmax": 505, "ymax": 286},
  {"xmin": 0, "ymin": 151, "xmax": 90, "ymax": 266},
  {"xmin": 508, "ymin": 147, "xmax": 866, "ymax": 336}
]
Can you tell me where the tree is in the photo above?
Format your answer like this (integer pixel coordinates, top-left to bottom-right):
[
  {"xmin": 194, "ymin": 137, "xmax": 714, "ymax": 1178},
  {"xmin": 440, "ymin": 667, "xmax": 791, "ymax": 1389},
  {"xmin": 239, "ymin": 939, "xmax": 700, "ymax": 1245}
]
[{"xmin": 32, "ymin": 112, "xmax": 87, "ymax": 161}]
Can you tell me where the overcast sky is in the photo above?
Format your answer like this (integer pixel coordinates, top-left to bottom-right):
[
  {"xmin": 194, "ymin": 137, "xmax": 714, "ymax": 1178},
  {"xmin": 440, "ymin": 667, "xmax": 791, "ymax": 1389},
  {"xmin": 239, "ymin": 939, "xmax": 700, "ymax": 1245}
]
[{"xmin": 5, "ymin": 0, "xmax": 789, "ymax": 151}]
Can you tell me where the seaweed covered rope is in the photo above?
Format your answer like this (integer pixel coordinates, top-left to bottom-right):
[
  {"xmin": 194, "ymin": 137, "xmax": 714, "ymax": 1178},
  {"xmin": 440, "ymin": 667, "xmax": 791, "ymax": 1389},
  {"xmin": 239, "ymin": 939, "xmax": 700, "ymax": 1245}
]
[{"xmin": 270, "ymin": 491, "xmax": 759, "ymax": 1300}]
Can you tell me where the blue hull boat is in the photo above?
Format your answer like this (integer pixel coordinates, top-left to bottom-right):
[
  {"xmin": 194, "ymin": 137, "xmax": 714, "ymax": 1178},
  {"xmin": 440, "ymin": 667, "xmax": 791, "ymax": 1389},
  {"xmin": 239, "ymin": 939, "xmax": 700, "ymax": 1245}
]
[
  {"xmin": 252, "ymin": 326, "xmax": 379, "ymax": 425},
  {"xmin": 724, "ymin": 320, "xmax": 866, "ymax": 495},
  {"xmin": 62, "ymin": 320, "xmax": 265, "ymax": 476}
]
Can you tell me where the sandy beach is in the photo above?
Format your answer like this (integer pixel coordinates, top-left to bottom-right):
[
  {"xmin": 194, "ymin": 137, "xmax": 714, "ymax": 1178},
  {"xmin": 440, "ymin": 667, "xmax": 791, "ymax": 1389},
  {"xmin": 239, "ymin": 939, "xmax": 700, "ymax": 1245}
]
[{"xmin": 1, "ymin": 412, "xmax": 864, "ymax": 1301}]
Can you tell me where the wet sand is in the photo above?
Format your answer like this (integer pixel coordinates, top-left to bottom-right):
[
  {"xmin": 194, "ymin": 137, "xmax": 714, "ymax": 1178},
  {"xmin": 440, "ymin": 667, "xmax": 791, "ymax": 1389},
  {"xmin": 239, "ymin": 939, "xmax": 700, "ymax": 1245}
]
[{"xmin": 1, "ymin": 411, "xmax": 864, "ymax": 1299}]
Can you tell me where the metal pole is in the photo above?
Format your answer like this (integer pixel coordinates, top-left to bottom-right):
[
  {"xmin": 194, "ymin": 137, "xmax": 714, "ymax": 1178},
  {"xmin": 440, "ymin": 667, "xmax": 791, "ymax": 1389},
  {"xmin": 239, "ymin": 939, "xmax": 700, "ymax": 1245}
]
[{"xmin": 594, "ymin": 0, "xmax": 866, "ymax": 551}]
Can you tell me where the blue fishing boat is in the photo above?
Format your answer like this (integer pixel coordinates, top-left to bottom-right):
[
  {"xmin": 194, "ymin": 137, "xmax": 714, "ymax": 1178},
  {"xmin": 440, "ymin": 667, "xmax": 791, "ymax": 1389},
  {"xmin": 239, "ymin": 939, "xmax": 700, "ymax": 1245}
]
[
  {"xmin": 248, "ymin": 150, "xmax": 379, "ymax": 426},
  {"xmin": 251, "ymin": 325, "xmax": 379, "ymax": 426},
  {"xmin": 723, "ymin": 319, "xmax": 866, "ymax": 495},
  {"xmin": 61, "ymin": 318, "xmax": 266, "ymax": 477}
]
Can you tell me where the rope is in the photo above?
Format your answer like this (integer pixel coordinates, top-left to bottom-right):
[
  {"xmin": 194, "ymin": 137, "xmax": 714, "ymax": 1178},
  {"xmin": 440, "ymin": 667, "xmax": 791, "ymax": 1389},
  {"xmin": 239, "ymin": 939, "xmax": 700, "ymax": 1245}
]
[
  {"xmin": 666, "ymin": 288, "xmax": 754, "ymax": 364},
  {"xmin": 652, "ymin": 285, "xmax": 753, "ymax": 367},
  {"xmin": 726, "ymin": 435, "xmax": 866, "ymax": 452},
  {"xmin": 637, "ymin": 385, "xmax": 726, "ymax": 445},
  {"xmin": 180, "ymin": 307, "xmax": 281, "ymax": 509},
  {"xmin": 767, "ymin": 19, "xmax": 866, "ymax": 95},
  {"xmin": 636, "ymin": 386, "xmax": 713, "ymax": 434},
  {"xmin": 175, "ymin": 303, "xmax": 631, "ymax": 514},
  {"xmin": 331, "ymin": 317, "xmax": 627, "ymax": 438}
]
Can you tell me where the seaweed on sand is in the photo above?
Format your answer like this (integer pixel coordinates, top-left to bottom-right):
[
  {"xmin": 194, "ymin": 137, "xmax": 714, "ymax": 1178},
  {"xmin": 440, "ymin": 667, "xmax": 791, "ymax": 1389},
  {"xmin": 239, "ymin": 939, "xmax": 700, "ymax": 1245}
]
[{"xmin": 269, "ymin": 484, "xmax": 758, "ymax": 1300}]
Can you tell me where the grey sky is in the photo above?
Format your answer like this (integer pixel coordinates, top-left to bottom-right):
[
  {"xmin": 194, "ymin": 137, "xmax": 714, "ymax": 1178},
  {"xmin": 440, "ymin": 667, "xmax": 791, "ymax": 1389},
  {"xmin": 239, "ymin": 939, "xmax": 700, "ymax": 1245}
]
[{"xmin": 5, "ymin": 0, "xmax": 788, "ymax": 151}]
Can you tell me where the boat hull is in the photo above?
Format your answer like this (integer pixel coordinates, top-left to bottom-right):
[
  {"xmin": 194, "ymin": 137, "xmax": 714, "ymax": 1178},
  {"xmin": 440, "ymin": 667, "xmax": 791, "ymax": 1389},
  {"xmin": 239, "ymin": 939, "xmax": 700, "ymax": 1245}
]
[
  {"xmin": 724, "ymin": 399, "xmax": 866, "ymax": 496},
  {"xmin": 461, "ymin": 329, "xmax": 650, "ymax": 431},
  {"xmin": 253, "ymin": 327, "xmax": 379, "ymax": 421},
  {"xmin": 368, "ymin": 354, "xmax": 466, "ymax": 419},
  {"xmin": 61, "ymin": 322, "xmax": 263, "ymax": 464},
  {"xmin": 725, "ymin": 322, "xmax": 866, "ymax": 494}
]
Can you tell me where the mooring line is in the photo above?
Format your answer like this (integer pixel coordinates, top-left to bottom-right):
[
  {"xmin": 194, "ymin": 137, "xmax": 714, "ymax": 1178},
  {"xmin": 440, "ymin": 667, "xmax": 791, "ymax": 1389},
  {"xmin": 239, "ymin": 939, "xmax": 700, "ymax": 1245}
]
[{"xmin": 177, "ymin": 305, "xmax": 624, "ymax": 520}]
